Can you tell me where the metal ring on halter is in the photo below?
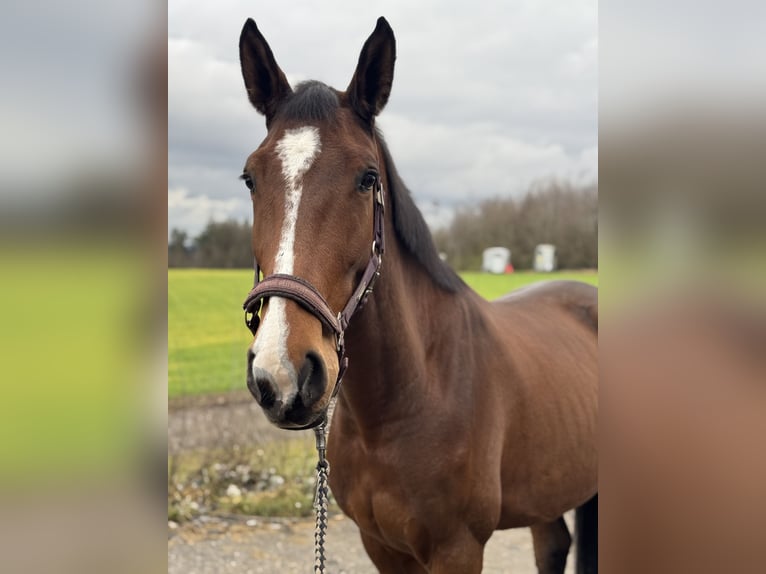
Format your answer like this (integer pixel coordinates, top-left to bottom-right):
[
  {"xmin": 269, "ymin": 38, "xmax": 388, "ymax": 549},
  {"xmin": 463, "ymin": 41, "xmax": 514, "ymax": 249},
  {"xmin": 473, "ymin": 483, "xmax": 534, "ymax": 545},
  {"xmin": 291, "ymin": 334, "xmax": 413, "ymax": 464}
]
[{"xmin": 335, "ymin": 319, "xmax": 344, "ymax": 353}]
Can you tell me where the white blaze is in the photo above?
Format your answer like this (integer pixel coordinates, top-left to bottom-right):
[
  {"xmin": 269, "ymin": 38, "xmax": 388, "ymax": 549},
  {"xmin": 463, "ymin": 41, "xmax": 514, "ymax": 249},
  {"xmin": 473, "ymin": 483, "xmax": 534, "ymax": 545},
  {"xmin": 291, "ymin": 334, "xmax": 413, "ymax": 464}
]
[
  {"xmin": 273, "ymin": 127, "xmax": 321, "ymax": 275},
  {"xmin": 251, "ymin": 127, "xmax": 321, "ymax": 391}
]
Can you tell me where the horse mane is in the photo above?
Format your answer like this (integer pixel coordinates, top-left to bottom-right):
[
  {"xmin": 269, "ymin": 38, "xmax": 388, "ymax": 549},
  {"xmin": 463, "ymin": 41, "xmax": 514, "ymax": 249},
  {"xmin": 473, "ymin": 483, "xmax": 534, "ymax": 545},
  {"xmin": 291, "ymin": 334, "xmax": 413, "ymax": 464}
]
[{"xmin": 376, "ymin": 131, "xmax": 466, "ymax": 293}]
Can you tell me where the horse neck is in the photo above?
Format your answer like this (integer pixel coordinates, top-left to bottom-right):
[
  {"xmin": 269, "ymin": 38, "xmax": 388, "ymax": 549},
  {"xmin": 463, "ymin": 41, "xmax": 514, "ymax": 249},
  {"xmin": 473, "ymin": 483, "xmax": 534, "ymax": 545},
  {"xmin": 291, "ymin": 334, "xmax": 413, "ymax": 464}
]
[{"xmin": 338, "ymin": 229, "xmax": 468, "ymax": 435}]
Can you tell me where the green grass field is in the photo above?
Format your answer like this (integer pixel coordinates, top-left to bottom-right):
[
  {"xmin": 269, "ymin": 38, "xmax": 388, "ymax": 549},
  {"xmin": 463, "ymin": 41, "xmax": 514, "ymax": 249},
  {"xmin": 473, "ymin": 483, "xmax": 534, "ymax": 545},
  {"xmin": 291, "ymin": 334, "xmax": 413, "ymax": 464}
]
[{"xmin": 168, "ymin": 269, "xmax": 598, "ymax": 397}]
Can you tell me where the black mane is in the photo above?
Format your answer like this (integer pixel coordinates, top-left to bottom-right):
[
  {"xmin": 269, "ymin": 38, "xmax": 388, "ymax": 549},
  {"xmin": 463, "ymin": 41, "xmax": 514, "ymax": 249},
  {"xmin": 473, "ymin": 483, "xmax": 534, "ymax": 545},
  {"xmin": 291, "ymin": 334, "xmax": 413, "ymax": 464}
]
[{"xmin": 377, "ymin": 131, "xmax": 466, "ymax": 293}]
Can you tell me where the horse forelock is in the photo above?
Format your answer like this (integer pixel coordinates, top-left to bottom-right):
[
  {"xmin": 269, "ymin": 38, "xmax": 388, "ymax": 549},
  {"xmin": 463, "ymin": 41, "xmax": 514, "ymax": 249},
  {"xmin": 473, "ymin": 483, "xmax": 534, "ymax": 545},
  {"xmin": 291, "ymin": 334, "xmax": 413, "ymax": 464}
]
[{"xmin": 277, "ymin": 81, "xmax": 340, "ymax": 123}]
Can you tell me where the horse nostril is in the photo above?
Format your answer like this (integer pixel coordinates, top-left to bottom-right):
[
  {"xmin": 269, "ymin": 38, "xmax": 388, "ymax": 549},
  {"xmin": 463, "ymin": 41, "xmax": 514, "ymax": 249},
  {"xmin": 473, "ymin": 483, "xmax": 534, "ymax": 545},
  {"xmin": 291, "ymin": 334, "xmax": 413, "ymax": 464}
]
[
  {"xmin": 297, "ymin": 351, "xmax": 327, "ymax": 406},
  {"xmin": 256, "ymin": 377, "xmax": 277, "ymax": 409},
  {"xmin": 246, "ymin": 351, "xmax": 277, "ymax": 409}
]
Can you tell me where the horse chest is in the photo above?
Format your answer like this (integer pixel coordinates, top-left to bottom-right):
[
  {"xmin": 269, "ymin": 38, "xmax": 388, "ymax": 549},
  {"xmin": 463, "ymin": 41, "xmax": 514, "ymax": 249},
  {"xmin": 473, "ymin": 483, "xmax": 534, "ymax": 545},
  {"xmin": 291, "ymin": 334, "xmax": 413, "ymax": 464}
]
[{"xmin": 329, "ymin": 442, "xmax": 433, "ymax": 553}]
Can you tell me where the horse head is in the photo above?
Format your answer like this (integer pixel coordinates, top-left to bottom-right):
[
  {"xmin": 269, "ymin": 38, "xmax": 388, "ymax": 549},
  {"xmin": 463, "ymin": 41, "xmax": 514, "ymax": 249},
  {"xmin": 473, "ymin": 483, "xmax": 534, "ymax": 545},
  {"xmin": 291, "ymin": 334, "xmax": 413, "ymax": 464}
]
[{"xmin": 239, "ymin": 18, "xmax": 395, "ymax": 429}]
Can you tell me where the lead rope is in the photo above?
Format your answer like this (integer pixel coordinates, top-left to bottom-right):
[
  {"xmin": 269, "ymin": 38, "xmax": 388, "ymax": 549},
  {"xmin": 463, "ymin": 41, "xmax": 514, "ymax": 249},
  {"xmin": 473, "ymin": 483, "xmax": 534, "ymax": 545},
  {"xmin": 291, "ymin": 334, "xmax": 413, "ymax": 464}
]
[{"xmin": 312, "ymin": 399, "xmax": 337, "ymax": 574}]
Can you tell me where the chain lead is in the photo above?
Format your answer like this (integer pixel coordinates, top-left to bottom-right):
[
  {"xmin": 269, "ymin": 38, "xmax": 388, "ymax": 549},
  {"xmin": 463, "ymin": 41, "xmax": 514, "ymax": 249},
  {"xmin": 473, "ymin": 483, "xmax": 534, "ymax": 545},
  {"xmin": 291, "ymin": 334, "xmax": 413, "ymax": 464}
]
[{"xmin": 313, "ymin": 422, "xmax": 330, "ymax": 574}]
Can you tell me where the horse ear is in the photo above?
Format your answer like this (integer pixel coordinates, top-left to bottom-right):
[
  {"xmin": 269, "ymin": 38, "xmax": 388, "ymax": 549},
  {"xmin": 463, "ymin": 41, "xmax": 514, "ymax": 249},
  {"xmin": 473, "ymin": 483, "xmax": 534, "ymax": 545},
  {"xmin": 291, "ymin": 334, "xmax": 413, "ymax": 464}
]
[
  {"xmin": 347, "ymin": 17, "xmax": 396, "ymax": 124},
  {"xmin": 239, "ymin": 19, "xmax": 292, "ymax": 124}
]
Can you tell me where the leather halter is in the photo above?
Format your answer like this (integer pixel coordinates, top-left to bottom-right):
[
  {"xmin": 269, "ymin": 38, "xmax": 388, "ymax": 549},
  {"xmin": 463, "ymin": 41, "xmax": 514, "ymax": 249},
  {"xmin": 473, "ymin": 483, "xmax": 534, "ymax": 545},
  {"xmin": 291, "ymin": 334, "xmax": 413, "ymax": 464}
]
[{"xmin": 243, "ymin": 178, "xmax": 385, "ymax": 403}]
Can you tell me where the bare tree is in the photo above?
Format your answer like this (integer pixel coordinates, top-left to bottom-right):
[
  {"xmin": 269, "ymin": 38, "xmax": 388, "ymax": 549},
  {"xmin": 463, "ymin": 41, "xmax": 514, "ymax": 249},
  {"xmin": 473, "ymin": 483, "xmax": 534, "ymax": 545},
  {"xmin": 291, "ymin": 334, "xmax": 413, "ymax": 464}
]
[{"xmin": 434, "ymin": 181, "xmax": 597, "ymax": 271}]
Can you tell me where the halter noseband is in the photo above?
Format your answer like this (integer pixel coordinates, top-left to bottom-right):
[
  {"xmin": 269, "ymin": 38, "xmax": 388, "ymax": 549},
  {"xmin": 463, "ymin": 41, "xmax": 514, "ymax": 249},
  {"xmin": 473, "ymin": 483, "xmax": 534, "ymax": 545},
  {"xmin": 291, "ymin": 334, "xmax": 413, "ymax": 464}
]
[{"xmin": 242, "ymin": 178, "xmax": 385, "ymax": 403}]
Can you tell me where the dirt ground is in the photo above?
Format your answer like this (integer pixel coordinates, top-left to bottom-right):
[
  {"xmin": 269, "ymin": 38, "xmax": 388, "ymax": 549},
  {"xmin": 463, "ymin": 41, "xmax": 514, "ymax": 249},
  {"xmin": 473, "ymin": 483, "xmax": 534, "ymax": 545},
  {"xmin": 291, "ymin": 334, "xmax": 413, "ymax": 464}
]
[
  {"xmin": 169, "ymin": 391, "xmax": 286, "ymax": 455},
  {"xmin": 168, "ymin": 393, "xmax": 576, "ymax": 573}
]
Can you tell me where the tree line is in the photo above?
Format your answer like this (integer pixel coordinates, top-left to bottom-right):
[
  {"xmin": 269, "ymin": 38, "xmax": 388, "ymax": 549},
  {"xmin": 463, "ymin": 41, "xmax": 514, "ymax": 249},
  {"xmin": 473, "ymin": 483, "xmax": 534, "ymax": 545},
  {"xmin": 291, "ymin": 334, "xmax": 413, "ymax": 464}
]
[
  {"xmin": 432, "ymin": 181, "xmax": 598, "ymax": 270},
  {"xmin": 169, "ymin": 180, "xmax": 597, "ymax": 270},
  {"xmin": 169, "ymin": 220, "xmax": 253, "ymax": 268}
]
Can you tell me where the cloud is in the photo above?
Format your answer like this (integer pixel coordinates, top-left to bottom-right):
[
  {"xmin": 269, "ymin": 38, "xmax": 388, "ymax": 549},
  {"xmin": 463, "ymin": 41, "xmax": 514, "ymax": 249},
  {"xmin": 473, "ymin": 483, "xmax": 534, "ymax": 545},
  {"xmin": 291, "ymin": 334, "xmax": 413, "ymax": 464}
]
[
  {"xmin": 168, "ymin": 0, "xmax": 597, "ymax": 233},
  {"xmin": 380, "ymin": 113, "xmax": 597, "ymax": 204},
  {"xmin": 169, "ymin": 37, "xmax": 262, "ymax": 170},
  {"xmin": 168, "ymin": 187, "xmax": 250, "ymax": 237}
]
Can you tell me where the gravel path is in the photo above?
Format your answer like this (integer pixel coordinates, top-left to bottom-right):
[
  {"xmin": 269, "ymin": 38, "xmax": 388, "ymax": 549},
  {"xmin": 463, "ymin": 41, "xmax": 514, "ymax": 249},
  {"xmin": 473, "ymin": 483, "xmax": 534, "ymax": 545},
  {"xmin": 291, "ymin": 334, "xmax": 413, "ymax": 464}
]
[
  {"xmin": 169, "ymin": 514, "xmax": 576, "ymax": 574},
  {"xmin": 169, "ymin": 394, "xmax": 576, "ymax": 573}
]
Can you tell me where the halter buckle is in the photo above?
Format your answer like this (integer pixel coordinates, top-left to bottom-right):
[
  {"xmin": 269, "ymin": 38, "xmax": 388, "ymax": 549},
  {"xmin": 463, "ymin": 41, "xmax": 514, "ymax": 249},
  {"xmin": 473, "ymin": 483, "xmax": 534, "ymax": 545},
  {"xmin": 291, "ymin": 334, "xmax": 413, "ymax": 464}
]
[
  {"xmin": 244, "ymin": 300, "xmax": 261, "ymax": 335},
  {"xmin": 336, "ymin": 313, "xmax": 345, "ymax": 353},
  {"xmin": 313, "ymin": 422, "xmax": 328, "ymax": 467}
]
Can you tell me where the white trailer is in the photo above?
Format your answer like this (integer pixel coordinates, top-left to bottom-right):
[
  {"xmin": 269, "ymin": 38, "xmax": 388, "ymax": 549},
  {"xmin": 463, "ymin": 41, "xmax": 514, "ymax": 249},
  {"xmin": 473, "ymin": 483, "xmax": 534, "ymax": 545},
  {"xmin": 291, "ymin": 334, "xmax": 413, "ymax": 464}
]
[
  {"xmin": 482, "ymin": 247, "xmax": 511, "ymax": 274},
  {"xmin": 533, "ymin": 244, "xmax": 557, "ymax": 272}
]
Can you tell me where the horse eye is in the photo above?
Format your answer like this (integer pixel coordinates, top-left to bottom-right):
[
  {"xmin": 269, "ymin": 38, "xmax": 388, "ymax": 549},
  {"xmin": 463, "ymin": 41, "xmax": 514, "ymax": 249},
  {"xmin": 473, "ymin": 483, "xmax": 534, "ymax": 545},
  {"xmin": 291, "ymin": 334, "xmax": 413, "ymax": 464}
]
[
  {"xmin": 242, "ymin": 174, "xmax": 254, "ymax": 192},
  {"xmin": 360, "ymin": 171, "xmax": 377, "ymax": 191}
]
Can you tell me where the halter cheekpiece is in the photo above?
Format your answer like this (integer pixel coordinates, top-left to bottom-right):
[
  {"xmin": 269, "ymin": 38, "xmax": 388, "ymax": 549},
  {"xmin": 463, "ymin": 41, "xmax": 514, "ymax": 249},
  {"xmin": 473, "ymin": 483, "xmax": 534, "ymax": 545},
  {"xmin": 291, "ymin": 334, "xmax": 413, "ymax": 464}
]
[{"xmin": 242, "ymin": 178, "xmax": 385, "ymax": 402}]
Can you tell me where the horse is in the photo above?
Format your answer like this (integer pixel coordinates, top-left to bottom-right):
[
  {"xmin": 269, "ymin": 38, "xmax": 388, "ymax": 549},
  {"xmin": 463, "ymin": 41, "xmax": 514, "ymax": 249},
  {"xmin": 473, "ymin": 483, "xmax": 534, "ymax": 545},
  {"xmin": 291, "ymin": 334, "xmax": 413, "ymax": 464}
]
[{"xmin": 238, "ymin": 17, "xmax": 598, "ymax": 573}]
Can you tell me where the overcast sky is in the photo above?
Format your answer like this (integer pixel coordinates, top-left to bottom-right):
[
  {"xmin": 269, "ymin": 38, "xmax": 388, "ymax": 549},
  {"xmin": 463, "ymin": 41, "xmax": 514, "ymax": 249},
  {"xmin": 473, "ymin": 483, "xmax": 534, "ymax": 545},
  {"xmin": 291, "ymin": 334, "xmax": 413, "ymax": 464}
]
[{"xmin": 169, "ymin": 0, "xmax": 597, "ymax": 236}]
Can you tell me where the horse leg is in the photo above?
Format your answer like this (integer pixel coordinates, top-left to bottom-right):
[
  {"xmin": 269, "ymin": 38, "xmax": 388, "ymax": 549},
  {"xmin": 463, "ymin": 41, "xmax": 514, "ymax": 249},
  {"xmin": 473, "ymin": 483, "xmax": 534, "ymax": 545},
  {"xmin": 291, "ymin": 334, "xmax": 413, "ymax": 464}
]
[
  {"xmin": 361, "ymin": 529, "xmax": 485, "ymax": 574},
  {"xmin": 427, "ymin": 530, "xmax": 485, "ymax": 574},
  {"xmin": 530, "ymin": 517, "xmax": 572, "ymax": 574},
  {"xmin": 574, "ymin": 494, "xmax": 598, "ymax": 574},
  {"xmin": 359, "ymin": 532, "xmax": 427, "ymax": 574}
]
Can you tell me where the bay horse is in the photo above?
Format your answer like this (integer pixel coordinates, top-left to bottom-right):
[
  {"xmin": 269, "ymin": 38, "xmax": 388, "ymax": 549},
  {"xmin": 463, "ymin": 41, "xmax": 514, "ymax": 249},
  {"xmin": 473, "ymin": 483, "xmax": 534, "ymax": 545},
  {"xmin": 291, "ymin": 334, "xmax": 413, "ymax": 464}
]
[{"xmin": 238, "ymin": 17, "xmax": 598, "ymax": 573}]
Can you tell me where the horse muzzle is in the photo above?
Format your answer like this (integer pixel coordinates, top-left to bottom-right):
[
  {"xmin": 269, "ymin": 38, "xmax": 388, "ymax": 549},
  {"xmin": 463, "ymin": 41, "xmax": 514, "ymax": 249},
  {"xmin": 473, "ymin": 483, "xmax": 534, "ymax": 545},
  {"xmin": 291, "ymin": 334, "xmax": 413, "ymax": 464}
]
[{"xmin": 247, "ymin": 348, "xmax": 329, "ymax": 429}]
